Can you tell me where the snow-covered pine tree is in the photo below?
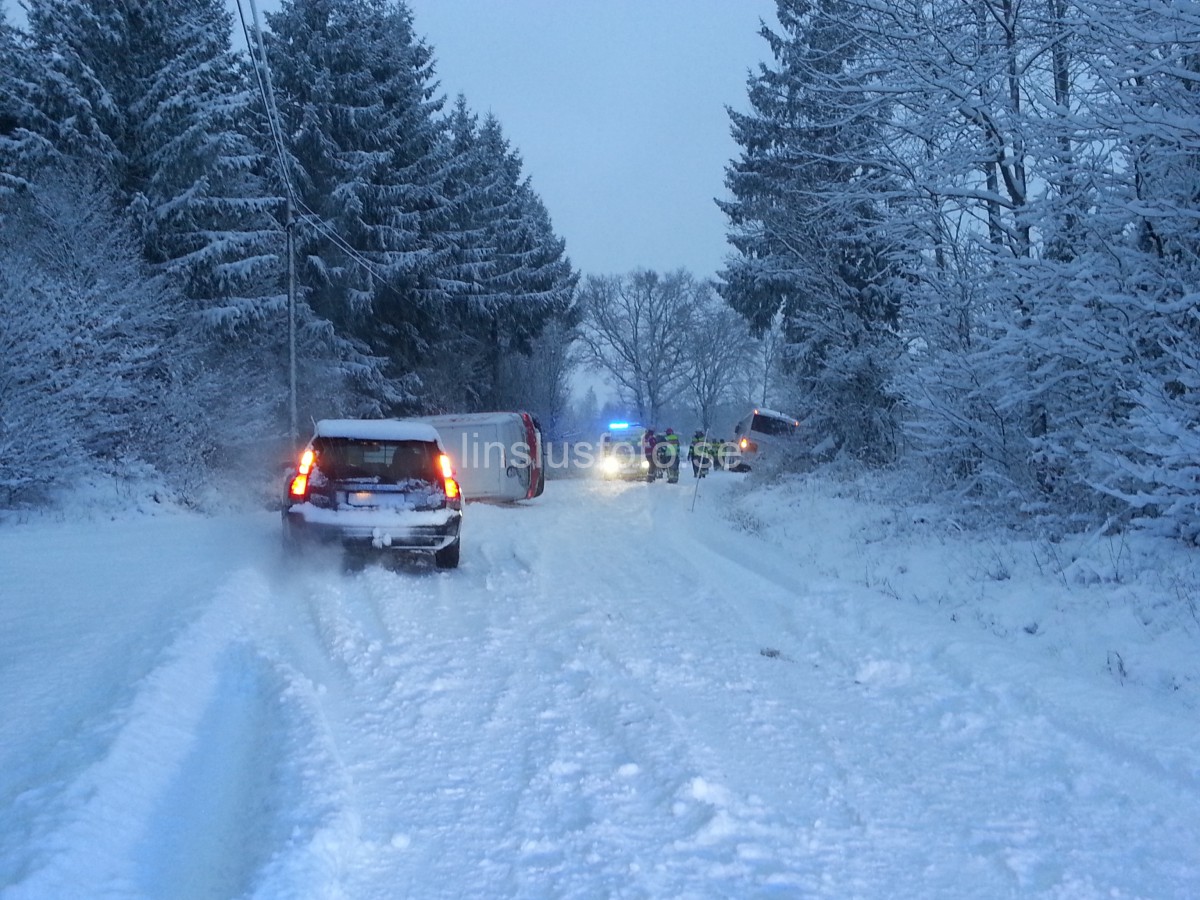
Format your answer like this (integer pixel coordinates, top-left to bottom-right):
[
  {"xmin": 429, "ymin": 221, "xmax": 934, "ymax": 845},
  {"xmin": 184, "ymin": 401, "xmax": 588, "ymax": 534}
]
[
  {"xmin": 266, "ymin": 0, "xmax": 448, "ymax": 417},
  {"xmin": 122, "ymin": 0, "xmax": 290, "ymax": 460},
  {"xmin": 427, "ymin": 101, "xmax": 577, "ymax": 411},
  {"xmin": 426, "ymin": 97, "xmax": 513, "ymax": 409},
  {"xmin": 0, "ymin": 9, "xmax": 55, "ymax": 194},
  {"xmin": 719, "ymin": 0, "xmax": 902, "ymax": 464},
  {"xmin": 481, "ymin": 143, "xmax": 578, "ymax": 410},
  {"xmin": 23, "ymin": 0, "xmax": 295, "ymax": 482},
  {"xmin": 21, "ymin": 0, "xmax": 124, "ymax": 177},
  {"xmin": 126, "ymin": 1, "xmax": 281, "ymax": 323}
]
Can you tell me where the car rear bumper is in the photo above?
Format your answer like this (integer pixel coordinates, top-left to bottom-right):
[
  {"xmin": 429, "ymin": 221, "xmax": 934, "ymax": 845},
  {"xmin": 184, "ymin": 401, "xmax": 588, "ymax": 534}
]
[{"xmin": 283, "ymin": 507, "xmax": 461, "ymax": 551}]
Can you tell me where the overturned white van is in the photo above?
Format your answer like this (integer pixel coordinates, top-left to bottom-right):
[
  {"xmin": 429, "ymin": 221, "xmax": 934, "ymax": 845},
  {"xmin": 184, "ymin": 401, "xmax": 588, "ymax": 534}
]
[{"xmin": 410, "ymin": 412, "xmax": 545, "ymax": 503}]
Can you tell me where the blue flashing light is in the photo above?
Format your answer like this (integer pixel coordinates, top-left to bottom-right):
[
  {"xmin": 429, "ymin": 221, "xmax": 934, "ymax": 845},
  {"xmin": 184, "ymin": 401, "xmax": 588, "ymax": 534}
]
[{"xmin": 608, "ymin": 421, "xmax": 631, "ymax": 430}]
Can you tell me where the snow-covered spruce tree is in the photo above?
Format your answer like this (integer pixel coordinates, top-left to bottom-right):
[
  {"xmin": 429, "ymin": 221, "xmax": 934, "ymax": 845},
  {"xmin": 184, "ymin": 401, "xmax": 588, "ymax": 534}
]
[
  {"xmin": 21, "ymin": 0, "xmax": 124, "ymax": 178},
  {"xmin": 266, "ymin": 0, "xmax": 449, "ymax": 418},
  {"xmin": 125, "ymin": 0, "xmax": 291, "ymax": 462},
  {"xmin": 0, "ymin": 168, "xmax": 174, "ymax": 506},
  {"xmin": 0, "ymin": 9, "xmax": 56, "ymax": 195},
  {"xmin": 491, "ymin": 178, "xmax": 577, "ymax": 386},
  {"xmin": 419, "ymin": 96, "xmax": 493, "ymax": 408},
  {"xmin": 429, "ymin": 101, "xmax": 578, "ymax": 412},
  {"xmin": 577, "ymin": 270, "xmax": 700, "ymax": 427},
  {"xmin": 23, "ymin": 0, "xmax": 294, "ymax": 485},
  {"xmin": 719, "ymin": 0, "xmax": 903, "ymax": 465}
]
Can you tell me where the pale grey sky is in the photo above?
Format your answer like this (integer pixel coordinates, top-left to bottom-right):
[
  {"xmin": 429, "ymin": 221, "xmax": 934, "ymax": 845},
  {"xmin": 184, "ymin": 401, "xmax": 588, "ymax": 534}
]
[
  {"xmin": 6, "ymin": 0, "xmax": 776, "ymax": 278},
  {"xmin": 403, "ymin": 0, "xmax": 775, "ymax": 279}
]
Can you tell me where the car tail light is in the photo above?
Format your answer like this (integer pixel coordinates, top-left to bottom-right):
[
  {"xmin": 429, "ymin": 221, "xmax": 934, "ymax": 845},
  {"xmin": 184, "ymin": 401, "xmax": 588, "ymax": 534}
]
[
  {"xmin": 288, "ymin": 473, "xmax": 308, "ymax": 499},
  {"xmin": 438, "ymin": 453, "xmax": 462, "ymax": 508},
  {"xmin": 520, "ymin": 412, "xmax": 541, "ymax": 499},
  {"xmin": 288, "ymin": 448, "xmax": 316, "ymax": 501}
]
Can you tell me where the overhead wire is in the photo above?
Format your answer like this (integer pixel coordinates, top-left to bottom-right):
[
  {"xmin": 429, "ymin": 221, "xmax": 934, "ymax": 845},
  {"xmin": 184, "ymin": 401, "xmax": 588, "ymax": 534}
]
[
  {"xmin": 234, "ymin": 0, "xmax": 294, "ymax": 211},
  {"xmin": 234, "ymin": 0, "xmax": 393, "ymax": 287}
]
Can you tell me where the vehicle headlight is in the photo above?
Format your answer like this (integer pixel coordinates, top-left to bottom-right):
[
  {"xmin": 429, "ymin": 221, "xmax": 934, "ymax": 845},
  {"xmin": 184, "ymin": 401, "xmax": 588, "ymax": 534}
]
[
  {"xmin": 640, "ymin": 459, "xmax": 650, "ymax": 469},
  {"xmin": 602, "ymin": 456, "xmax": 619, "ymax": 473}
]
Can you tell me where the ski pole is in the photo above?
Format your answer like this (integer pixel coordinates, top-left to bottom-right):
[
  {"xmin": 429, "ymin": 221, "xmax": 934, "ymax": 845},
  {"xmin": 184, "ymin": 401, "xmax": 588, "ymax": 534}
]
[{"xmin": 690, "ymin": 430, "xmax": 708, "ymax": 512}]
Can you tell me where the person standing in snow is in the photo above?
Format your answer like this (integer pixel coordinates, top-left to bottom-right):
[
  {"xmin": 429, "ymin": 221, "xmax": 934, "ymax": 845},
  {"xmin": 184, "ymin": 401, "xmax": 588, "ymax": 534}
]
[
  {"xmin": 658, "ymin": 428, "xmax": 681, "ymax": 483},
  {"xmin": 642, "ymin": 427, "xmax": 658, "ymax": 482}
]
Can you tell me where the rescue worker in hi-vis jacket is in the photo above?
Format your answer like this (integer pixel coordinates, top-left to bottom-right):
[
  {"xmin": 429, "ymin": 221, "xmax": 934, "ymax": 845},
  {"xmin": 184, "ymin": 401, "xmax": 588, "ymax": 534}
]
[
  {"xmin": 642, "ymin": 427, "xmax": 658, "ymax": 482},
  {"xmin": 656, "ymin": 428, "xmax": 681, "ymax": 483}
]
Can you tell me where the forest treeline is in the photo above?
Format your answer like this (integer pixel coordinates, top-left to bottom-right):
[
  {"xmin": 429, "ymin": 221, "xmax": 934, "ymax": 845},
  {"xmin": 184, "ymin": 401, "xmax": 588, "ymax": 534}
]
[
  {"xmin": 719, "ymin": 0, "xmax": 1200, "ymax": 541},
  {"xmin": 0, "ymin": 0, "xmax": 578, "ymax": 503}
]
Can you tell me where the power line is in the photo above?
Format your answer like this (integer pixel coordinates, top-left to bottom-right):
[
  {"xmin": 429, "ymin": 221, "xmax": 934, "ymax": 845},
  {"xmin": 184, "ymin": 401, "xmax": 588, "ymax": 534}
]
[
  {"xmin": 236, "ymin": 0, "xmax": 300, "ymax": 443},
  {"xmin": 234, "ymin": 0, "xmax": 294, "ymax": 210},
  {"xmin": 234, "ymin": 0, "xmax": 401, "ymax": 443},
  {"xmin": 292, "ymin": 199, "xmax": 396, "ymax": 287},
  {"xmin": 235, "ymin": 0, "xmax": 396, "ymax": 287}
]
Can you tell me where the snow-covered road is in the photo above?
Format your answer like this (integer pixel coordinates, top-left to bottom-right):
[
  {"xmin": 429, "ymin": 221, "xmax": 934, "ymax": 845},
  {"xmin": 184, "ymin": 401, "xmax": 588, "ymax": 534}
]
[{"xmin": 2, "ymin": 476, "xmax": 1197, "ymax": 898}]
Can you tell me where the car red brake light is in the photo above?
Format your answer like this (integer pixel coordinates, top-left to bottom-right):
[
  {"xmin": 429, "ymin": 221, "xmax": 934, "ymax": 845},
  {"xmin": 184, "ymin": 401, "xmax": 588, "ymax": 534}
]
[
  {"xmin": 289, "ymin": 473, "xmax": 309, "ymax": 499},
  {"xmin": 438, "ymin": 453, "xmax": 462, "ymax": 507},
  {"xmin": 288, "ymin": 448, "xmax": 316, "ymax": 501}
]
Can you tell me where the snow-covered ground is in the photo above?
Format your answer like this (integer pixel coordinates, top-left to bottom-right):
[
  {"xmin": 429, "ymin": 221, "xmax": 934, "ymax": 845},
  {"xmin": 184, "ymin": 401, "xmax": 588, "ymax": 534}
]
[{"xmin": 1, "ymin": 472, "xmax": 1197, "ymax": 899}]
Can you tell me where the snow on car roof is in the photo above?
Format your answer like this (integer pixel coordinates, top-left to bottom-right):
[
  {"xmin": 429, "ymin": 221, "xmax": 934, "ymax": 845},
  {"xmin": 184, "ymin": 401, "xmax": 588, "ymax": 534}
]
[
  {"xmin": 755, "ymin": 408, "xmax": 798, "ymax": 422},
  {"xmin": 314, "ymin": 419, "xmax": 442, "ymax": 443},
  {"xmin": 414, "ymin": 412, "xmax": 529, "ymax": 427}
]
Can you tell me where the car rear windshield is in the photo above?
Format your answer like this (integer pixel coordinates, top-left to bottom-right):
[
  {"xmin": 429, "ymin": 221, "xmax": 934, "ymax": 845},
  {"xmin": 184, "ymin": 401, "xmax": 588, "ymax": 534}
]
[
  {"xmin": 752, "ymin": 414, "xmax": 798, "ymax": 437},
  {"xmin": 313, "ymin": 437, "xmax": 440, "ymax": 483}
]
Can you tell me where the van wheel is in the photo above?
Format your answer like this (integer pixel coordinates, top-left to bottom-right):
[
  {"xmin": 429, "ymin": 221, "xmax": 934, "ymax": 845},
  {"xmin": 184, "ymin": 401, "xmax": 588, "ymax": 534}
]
[{"xmin": 434, "ymin": 539, "xmax": 460, "ymax": 570}]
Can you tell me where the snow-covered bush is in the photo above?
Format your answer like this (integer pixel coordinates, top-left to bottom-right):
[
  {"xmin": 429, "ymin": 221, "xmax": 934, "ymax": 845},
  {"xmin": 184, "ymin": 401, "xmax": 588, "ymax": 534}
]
[{"xmin": 0, "ymin": 168, "xmax": 177, "ymax": 506}]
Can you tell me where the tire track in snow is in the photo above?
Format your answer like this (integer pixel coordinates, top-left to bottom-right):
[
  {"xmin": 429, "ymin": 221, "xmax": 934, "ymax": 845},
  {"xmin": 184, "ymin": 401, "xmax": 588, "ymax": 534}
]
[
  {"xmin": 58, "ymin": 479, "xmax": 1188, "ymax": 899},
  {"xmin": 250, "ymin": 482, "xmax": 788, "ymax": 898},
  {"xmin": 5, "ymin": 566, "xmax": 320, "ymax": 899},
  {"xmin": 245, "ymin": 536, "xmax": 555, "ymax": 898},
  {"xmin": 451, "ymin": 481, "xmax": 830, "ymax": 897}
]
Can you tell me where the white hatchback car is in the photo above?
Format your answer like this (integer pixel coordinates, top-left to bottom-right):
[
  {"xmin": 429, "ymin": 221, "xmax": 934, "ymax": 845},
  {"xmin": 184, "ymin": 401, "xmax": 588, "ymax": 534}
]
[{"xmin": 282, "ymin": 419, "xmax": 463, "ymax": 568}]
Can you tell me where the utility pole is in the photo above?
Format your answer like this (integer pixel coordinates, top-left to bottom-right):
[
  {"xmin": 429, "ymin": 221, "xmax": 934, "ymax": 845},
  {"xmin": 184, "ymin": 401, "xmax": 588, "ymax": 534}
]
[
  {"xmin": 246, "ymin": 0, "xmax": 299, "ymax": 448},
  {"xmin": 287, "ymin": 199, "xmax": 297, "ymax": 447}
]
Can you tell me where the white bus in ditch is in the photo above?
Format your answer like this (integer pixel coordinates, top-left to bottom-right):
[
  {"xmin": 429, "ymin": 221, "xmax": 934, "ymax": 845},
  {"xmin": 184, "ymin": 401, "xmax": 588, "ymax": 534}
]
[{"xmin": 409, "ymin": 412, "xmax": 545, "ymax": 503}]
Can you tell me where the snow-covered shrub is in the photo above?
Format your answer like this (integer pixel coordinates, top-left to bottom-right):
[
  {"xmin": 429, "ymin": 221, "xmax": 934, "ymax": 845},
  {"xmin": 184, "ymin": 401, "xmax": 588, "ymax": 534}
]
[{"xmin": 0, "ymin": 168, "xmax": 176, "ymax": 506}]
